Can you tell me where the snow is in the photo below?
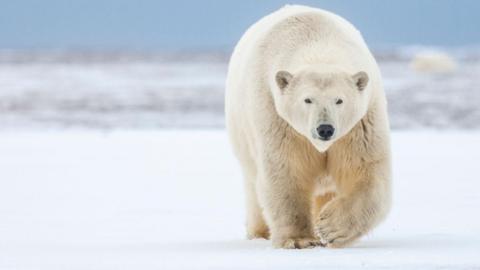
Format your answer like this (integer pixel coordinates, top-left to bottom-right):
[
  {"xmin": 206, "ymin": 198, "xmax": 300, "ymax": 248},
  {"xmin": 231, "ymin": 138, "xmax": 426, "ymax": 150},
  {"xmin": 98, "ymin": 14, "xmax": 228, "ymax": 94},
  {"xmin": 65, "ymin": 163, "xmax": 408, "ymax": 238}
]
[
  {"xmin": 1, "ymin": 130, "xmax": 479, "ymax": 269},
  {"xmin": 1, "ymin": 49, "xmax": 480, "ymax": 129}
]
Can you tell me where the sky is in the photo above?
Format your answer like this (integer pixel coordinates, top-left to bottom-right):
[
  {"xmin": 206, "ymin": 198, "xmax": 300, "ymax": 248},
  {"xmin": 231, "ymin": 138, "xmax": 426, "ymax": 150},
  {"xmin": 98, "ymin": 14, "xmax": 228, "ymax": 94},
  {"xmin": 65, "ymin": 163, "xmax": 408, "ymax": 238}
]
[{"xmin": 1, "ymin": 0, "xmax": 479, "ymax": 51}]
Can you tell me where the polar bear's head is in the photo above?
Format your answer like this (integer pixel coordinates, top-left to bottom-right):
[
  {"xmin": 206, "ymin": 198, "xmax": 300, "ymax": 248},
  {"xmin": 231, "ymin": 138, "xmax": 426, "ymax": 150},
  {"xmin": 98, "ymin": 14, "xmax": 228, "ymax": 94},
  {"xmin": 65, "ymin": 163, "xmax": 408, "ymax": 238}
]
[{"xmin": 274, "ymin": 69, "xmax": 370, "ymax": 152}]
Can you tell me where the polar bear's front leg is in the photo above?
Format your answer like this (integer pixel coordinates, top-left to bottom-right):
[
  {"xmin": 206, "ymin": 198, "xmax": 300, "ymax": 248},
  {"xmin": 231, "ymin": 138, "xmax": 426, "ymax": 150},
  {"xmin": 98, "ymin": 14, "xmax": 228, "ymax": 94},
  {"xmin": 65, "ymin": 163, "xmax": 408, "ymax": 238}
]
[
  {"xmin": 258, "ymin": 171, "xmax": 320, "ymax": 248},
  {"xmin": 257, "ymin": 149, "xmax": 322, "ymax": 249},
  {"xmin": 315, "ymin": 162, "xmax": 391, "ymax": 248}
]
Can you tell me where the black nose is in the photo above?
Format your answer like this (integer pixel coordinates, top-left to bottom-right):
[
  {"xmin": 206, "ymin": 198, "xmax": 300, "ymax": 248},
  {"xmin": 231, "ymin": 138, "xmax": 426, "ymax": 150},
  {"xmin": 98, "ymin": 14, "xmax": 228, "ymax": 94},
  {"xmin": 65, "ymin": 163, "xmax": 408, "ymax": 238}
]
[{"xmin": 316, "ymin": 124, "xmax": 335, "ymax": 140}]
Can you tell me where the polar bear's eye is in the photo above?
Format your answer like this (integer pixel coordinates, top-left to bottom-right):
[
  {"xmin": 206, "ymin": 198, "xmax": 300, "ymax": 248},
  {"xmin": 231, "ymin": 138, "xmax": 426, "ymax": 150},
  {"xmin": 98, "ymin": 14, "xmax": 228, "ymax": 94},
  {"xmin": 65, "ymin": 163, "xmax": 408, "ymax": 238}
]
[
  {"xmin": 304, "ymin": 98, "xmax": 312, "ymax": 104},
  {"xmin": 336, "ymin": 99, "xmax": 343, "ymax": 105}
]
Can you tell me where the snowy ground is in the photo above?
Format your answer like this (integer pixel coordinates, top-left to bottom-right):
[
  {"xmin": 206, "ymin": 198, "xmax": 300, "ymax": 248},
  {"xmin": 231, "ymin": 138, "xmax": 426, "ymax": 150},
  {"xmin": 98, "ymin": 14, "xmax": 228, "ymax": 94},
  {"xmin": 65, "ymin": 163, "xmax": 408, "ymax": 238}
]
[{"xmin": 1, "ymin": 130, "xmax": 479, "ymax": 270}]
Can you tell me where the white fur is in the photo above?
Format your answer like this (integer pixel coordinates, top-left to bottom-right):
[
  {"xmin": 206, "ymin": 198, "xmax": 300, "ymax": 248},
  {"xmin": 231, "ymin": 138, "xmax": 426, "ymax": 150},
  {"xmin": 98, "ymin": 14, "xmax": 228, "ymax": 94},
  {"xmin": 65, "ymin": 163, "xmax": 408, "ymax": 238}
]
[{"xmin": 225, "ymin": 5, "xmax": 391, "ymax": 249}]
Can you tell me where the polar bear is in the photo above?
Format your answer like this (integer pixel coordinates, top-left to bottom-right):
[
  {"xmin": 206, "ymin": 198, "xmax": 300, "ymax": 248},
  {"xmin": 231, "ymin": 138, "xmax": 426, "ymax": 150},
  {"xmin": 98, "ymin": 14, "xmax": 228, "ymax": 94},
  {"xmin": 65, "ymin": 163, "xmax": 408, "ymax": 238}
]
[{"xmin": 225, "ymin": 5, "xmax": 391, "ymax": 249}]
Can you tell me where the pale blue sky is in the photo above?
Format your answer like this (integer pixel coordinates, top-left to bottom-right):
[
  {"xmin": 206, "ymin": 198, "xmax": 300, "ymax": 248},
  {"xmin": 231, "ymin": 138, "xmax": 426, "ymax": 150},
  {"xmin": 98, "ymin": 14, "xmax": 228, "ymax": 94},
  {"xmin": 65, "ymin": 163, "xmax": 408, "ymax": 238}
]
[{"xmin": 1, "ymin": 0, "xmax": 479, "ymax": 50}]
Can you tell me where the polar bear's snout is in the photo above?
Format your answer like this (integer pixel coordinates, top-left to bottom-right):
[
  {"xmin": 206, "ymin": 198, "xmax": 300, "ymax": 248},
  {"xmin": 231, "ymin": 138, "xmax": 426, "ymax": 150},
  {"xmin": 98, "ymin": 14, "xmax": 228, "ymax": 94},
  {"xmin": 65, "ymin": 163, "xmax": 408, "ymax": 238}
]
[{"xmin": 316, "ymin": 124, "xmax": 335, "ymax": 141}]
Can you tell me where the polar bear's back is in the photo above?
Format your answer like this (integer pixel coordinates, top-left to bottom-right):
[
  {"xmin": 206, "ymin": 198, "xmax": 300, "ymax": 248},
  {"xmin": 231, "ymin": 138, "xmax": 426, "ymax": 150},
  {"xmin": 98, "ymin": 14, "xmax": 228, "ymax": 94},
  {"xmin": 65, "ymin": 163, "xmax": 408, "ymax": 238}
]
[{"xmin": 229, "ymin": 5, "xmax": 363, "ymax": 59}]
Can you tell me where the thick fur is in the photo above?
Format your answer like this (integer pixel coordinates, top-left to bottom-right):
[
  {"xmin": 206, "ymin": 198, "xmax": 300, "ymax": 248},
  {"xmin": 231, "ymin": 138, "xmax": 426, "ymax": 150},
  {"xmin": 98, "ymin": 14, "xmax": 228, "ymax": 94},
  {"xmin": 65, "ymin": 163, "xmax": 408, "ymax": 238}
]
[{"xmin": 225, "ymin": 5, "xmax": 391, "ymax": 249}]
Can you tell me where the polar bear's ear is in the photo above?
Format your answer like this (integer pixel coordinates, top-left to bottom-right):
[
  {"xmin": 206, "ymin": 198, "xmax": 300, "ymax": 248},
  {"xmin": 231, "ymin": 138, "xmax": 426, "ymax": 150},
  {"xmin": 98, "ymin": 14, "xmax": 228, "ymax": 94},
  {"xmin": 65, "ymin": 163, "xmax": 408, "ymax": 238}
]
[
  {"xmin": 275, "ymin": 70, "xmax": 293, "ymax": 92},
  {"xmin": 352, "ymin": 71, "xmax": 369, "ymax": 91}
]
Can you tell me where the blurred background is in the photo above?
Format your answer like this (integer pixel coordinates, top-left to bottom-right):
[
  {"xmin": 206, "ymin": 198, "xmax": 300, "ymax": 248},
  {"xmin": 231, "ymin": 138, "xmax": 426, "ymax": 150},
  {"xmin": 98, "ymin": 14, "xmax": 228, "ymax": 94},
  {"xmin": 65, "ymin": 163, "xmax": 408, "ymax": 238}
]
[{"xmin": 1, "ymin": 0, "xmax": 480, "ymax": 130}]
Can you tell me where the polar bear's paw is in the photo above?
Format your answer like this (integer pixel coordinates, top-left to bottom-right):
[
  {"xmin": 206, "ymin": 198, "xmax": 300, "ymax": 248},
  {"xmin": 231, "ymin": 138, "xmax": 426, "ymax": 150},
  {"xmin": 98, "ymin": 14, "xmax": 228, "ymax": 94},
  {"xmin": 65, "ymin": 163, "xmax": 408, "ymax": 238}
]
[
  {"xmin": 272, "ymin": 237, "xmax": 323, "ymax": 249},
  {"xmin": 247, "ymin": 229, "xmax": 270, "ymax": 240},
  {"xmin": 246, "ymin": 220, "xmax": 270, "ymax": 240},
  {"xmin": 315, "ymin": 198, "xmax": 363, "ymax": 248}
]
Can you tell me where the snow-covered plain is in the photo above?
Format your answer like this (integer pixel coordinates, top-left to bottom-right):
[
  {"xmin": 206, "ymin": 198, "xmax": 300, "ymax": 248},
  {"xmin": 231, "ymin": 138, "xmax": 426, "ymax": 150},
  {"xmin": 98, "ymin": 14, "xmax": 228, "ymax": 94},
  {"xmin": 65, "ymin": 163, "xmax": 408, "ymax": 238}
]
[
  {"xmin": 1, "ymin": 49, "xmax": 480, "ymax": 129},
  {"xmin": 1, "ymin": 130, "xmax": 479, "ymax": 270}
]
